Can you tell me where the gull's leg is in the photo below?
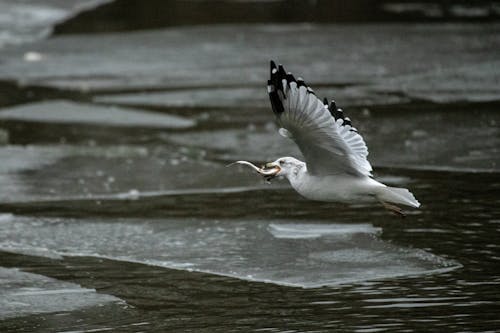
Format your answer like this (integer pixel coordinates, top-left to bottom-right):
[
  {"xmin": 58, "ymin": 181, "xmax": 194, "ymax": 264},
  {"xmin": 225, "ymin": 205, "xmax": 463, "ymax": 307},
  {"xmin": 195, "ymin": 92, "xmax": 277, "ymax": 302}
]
[{"xmin": 380, "ymin": 201, "xmax": 406, "ymax": 218}]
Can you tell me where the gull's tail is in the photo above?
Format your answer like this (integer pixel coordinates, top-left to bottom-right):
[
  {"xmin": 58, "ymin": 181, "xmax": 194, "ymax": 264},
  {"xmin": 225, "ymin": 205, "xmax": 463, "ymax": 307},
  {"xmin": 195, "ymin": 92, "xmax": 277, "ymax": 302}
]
[{"xmin": 376, "ymin": 186, "xmax": 421, "ymax": 209}]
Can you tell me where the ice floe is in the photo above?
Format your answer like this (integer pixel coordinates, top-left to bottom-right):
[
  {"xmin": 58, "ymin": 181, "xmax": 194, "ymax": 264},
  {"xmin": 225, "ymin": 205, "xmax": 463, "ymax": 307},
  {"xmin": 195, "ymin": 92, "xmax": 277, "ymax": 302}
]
[
  {"xmin": 0, "ymin": 100, "xmax": 194, "ymax": 128},
  {"xmin": 0, "ymin": 266, "xmax": 122, "ymax": 319},
  {"xmin": 0, "ymin": 215, "xmax": 461, "ymax": 288}
]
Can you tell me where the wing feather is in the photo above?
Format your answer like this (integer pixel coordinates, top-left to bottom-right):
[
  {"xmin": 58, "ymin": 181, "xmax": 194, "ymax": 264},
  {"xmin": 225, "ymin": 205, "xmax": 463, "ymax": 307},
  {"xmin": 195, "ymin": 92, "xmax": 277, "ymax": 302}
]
[{"xmin": 267, "ymin": 61, "xmax": 372, "ymax": 177}]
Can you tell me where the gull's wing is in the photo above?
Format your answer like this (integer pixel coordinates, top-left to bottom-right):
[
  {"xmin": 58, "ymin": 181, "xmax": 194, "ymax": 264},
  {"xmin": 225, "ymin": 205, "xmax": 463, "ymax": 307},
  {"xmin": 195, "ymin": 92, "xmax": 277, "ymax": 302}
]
[{"xmin": 267, "ymin": 61, "xmax": 372, "ymax": 177}]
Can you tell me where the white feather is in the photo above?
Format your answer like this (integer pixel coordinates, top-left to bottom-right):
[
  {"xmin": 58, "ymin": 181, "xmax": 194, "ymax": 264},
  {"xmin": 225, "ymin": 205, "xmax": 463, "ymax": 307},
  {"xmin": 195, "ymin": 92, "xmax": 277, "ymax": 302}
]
[{"xmin": 274, "ymin": 77, "xmax": 372, "ymax": 177}]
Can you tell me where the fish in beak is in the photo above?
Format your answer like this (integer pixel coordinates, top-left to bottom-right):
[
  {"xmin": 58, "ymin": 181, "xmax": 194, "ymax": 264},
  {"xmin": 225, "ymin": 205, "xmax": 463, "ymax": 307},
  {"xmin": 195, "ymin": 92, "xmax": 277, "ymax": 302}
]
[{"xmin": 227, "ymin": 160, "xmax": 281, "ymax": 182}]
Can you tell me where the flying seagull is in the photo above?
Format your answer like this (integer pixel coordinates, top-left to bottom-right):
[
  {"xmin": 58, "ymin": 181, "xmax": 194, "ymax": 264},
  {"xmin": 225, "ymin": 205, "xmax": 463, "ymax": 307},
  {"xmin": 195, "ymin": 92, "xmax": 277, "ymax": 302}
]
[{"xmin": 231, "ymin": 61, "xmax": 420, "ymax": 216}]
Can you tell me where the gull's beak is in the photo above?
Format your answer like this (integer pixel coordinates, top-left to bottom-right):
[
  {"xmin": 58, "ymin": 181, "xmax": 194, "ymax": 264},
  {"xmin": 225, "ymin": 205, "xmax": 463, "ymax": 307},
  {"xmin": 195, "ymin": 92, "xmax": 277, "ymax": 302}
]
[{"xmin": 261, "ymin": 162, "xmax": 281, "ymax": 182}]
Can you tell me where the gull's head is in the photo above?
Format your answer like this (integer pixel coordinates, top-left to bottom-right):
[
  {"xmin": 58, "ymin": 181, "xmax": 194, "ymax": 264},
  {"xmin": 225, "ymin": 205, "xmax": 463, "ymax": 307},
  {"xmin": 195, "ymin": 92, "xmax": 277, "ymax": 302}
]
[
  {"xmin": 227, "ymin": 157, "xmax": 305, "ymax": 183},
  {"xmin": 264, "ymin": 157, "xmax": 305, "ymax": 180}
]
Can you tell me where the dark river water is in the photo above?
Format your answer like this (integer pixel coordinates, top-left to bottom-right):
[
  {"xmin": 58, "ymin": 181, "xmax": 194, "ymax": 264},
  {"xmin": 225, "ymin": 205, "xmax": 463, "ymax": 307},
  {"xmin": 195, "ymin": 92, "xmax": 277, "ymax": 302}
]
[
  {"xmin": 0, "ymin": 2, "xmax": 499, "ymax": 331},
  {"xmin": 0, "ymin": 168, "xmax": 499, "ymax": 332}
]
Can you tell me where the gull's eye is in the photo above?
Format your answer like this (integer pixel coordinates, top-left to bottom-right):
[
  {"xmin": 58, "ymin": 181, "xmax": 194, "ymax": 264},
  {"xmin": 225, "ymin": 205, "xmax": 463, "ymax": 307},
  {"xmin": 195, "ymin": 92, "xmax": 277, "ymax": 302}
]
[{"xmin": 279, "ymin": 160, "xmax": 285, "ymax": 166}]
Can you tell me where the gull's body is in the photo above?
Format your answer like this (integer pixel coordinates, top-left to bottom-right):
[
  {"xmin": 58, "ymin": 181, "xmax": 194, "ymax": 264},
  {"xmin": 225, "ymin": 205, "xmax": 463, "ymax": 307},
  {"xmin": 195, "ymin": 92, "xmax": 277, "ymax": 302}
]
[
  {"xmin": 284, "ymin": 162, "xmax": 384, "ymax": 203},
  {"xmin": 235, "ymin": 61, "xmax": 420, "ymax": 215}
]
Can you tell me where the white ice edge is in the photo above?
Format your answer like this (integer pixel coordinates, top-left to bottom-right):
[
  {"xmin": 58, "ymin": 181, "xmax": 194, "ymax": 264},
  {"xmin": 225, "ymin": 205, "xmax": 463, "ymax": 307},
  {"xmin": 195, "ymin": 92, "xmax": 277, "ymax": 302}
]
[
  {"xmin": 83, "ymin": 256, "xmax": 462, "ymax": 289},
  {"xmin": 0, "ymin": 266, "xmax": 124, "ymax": 320},
  {"xmin": 0, "ymin": 247, "xmax": 462, "ymax": 289},
  {"xmin": 0, "ymin": 185, "xmax": 290, "ymax": 203},
  {"xmin": 11, "ymin": 288, "xmax": 96, "ymax": 296},
  {"xmin": 268, "ymin": 223, "xmax": 382, "ymax": 239},
  {"xmin": 376, "ymin": 163, "xmax": 500, "ymax": 174},
  {"xmin": 0, "ymin": 213, "xmax": 14, "ymax": 222},
  {"xmin": 0, "ymin": 214, "xmax": 462, "ymax": 289}
]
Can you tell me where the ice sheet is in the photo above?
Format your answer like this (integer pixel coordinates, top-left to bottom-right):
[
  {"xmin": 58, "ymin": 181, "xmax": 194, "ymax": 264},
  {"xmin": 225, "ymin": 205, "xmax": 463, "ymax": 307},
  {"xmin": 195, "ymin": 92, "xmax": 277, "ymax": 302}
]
[
  {"xmin": 268, "ymin": 223, "xmax": 381, "ymax": 239},
  {"xmin": 95, "ymin": 87, "xmax": 270, "ymax": 109},
  {"xmin": 0, "ymin": 0, "xmax": 110, "ymax": 49},
  {"xmin": 0, "ymin": 144, "xmax": 262, "ymax": 203},
  {"xmin": 375, "ymin": 61, "xmax": 500, "ymax": 103},
  {"xmin": 0, "ymin": 266, "xmax": 122, "ymax": 319},
  {"xmin": 0, "ymin": 214, "xmax": 461, "ymax": 288},
  {"xmin": 93, "ymin": 86, "xmax": 397, "ymax": 110},
  {"xmin": 0, "ymin": 24, "xmax": 497, "ymax": 106},
  {"xmin": 0, "ymin": 100, "xmax": 194, "ymax": 128}
]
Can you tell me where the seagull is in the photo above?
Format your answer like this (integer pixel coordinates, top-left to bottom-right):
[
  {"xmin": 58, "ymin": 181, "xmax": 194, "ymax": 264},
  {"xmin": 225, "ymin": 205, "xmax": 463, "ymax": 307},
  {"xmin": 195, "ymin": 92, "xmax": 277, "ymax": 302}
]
[{"xmin": 231, "ymin": 61, "xmax": 420, "ymax": 216}]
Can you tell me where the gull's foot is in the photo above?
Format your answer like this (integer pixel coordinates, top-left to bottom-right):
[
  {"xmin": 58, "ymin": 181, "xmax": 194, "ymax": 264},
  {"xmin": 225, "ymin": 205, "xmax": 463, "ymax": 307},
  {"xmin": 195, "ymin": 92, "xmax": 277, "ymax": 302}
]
[{"xmin": 381, "ymin": 201, "xmax": 406, "ymax": 218}]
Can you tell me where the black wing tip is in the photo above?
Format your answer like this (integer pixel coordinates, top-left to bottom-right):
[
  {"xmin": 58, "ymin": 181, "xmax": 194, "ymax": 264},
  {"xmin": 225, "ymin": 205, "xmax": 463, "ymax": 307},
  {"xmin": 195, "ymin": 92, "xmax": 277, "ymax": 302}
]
[
  {"xmin": 268, "ymin": 60, "xmax": 284, "ymax": 115},
  {"xmin": 268, "ymin": 61, "xmax": 319, "ymax": 114},
  {"xmin": 286, "ymin": 72, "xmax": 296, "ymax": 84},
  {"xmin": 277, "ymin": 64, "xmax": 286, "ymax": 76},
  {"xmin": 268, "ymin": 61, "xmax": 358, "ymax": 132},
  {"xmin": 329, "ymin": 100, "xmax": 337, "ymax": 111},
  {"xmin": 270, "ymin": 60, "xmax": 277, "ymax": 72},
  {"xmin": 327, "ymin": 101, "xmax": 357, "ymax": 131},
  {"xmin": 344, "ymin": 116, "xmax": 352, "ymax": 126},
  {"xmin": 296, "ymin": 77, "xmax": 306, "ymax": 88},
  {"xmin": 268, "ymin": 60, "xmax": 295, "ymax": 82}
]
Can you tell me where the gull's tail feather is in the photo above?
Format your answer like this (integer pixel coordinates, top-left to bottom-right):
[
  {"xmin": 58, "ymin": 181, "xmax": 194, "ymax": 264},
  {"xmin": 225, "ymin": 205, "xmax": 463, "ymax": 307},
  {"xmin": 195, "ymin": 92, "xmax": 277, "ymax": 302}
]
[{"xmin": 376, "ymin": 186, "xmax": 421, "ymax": 208}]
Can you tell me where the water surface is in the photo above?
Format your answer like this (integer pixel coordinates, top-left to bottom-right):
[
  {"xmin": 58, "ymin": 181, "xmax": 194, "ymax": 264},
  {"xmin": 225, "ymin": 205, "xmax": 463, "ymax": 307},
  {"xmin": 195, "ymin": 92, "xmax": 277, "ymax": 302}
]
[{"xmin": 0, "ymin": 17, "xmax": 499, "ymax": 333}]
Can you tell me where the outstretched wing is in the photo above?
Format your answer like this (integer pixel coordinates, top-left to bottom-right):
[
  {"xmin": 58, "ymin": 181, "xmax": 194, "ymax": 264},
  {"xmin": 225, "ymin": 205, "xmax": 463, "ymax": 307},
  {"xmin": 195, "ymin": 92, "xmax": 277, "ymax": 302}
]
[{"xmin": 267, "ymin": 60, "xmax": 372, "ymax": 177}]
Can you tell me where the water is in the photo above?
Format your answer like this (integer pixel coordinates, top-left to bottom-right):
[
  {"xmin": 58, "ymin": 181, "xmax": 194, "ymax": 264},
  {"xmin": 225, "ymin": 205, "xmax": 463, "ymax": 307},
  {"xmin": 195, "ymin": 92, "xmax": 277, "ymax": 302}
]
[
  {"xmin": 0, "ymin": 4, "xmax": 499, "ymax": 331},
  {"xmin": 0, "ymin": 169, "xmax": 499, "ymax": 331}
]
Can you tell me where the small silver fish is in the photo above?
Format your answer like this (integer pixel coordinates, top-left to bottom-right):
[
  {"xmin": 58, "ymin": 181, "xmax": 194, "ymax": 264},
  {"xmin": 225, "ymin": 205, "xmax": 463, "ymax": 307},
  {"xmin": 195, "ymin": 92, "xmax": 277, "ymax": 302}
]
[{"xmin": 227, "ymin": 160, "xmax": 281, "ymax": 182}]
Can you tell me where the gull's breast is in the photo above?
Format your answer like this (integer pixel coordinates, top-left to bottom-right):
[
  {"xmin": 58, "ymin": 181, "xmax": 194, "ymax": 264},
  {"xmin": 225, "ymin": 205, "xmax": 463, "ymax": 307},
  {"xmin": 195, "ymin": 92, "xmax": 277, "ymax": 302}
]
[{"xmin": 292, "ymin": 174, "xmax": 382, "ymax": 203}]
